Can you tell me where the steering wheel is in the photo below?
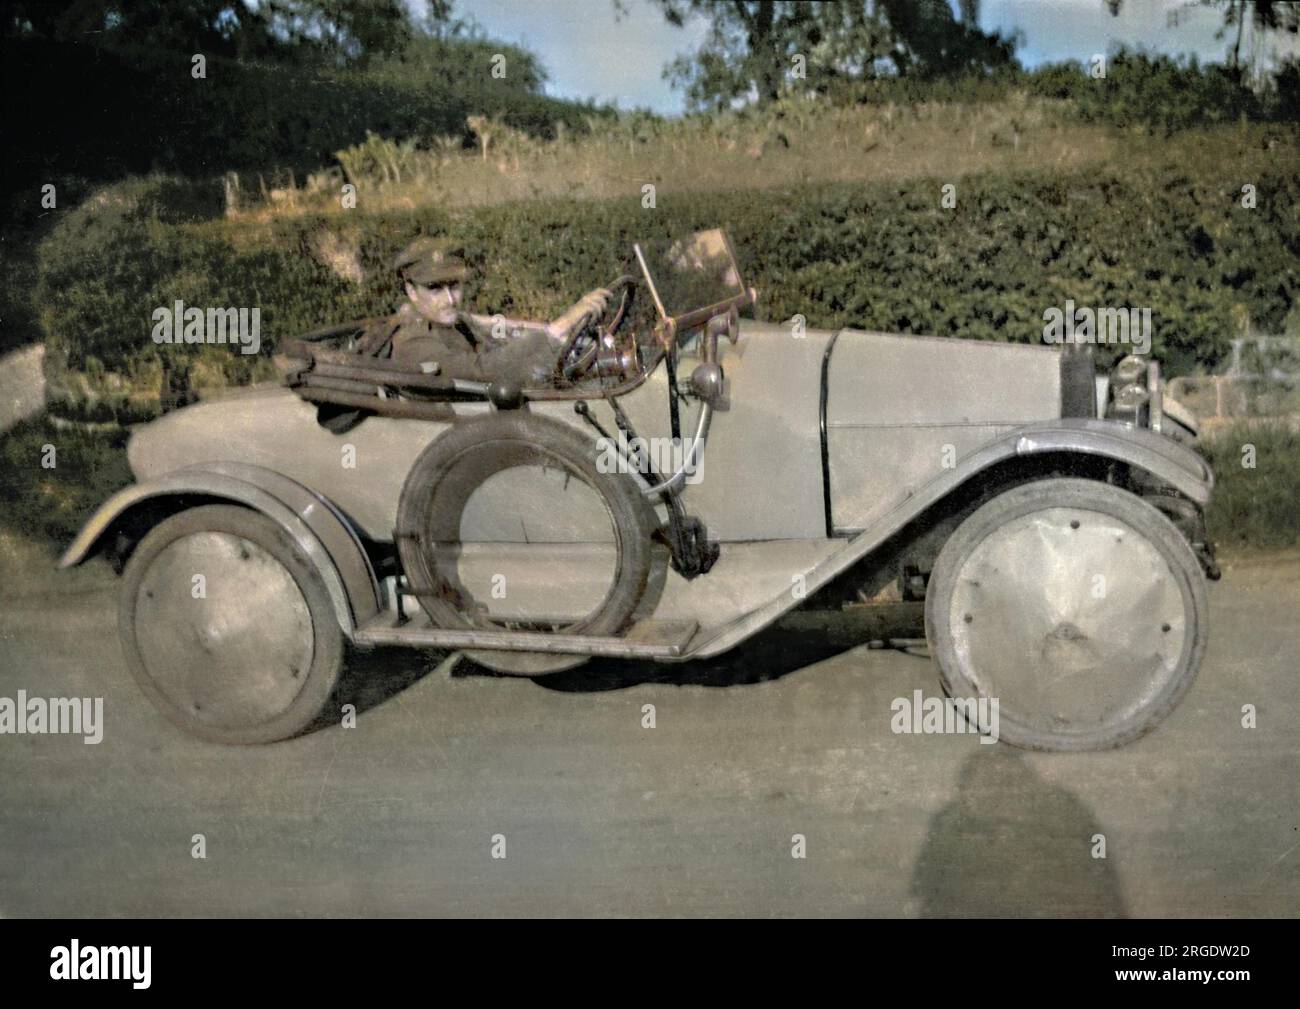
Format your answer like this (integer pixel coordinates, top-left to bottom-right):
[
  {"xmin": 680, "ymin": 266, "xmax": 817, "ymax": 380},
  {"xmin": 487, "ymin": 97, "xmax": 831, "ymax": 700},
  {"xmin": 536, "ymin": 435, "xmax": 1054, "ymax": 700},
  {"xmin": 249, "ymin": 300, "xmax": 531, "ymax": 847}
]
[{"xmin": 554, "ymin": 275, "xmax": 637, "ymax": 384}]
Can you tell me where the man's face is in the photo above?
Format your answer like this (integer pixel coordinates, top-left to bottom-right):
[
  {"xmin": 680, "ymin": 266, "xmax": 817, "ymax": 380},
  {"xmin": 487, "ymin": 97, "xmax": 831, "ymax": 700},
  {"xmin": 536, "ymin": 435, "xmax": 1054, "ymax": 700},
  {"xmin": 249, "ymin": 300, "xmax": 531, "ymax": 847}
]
[{"xmin": 406, "ymin": 280, "xmax": 462, "ymax": 323}]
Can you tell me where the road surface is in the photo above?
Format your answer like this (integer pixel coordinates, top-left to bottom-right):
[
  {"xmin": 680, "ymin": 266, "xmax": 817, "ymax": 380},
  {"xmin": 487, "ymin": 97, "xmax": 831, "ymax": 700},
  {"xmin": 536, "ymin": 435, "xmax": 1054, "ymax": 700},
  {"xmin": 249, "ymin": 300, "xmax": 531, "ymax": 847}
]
[{"xmin": 0, "ymin": 547, "xmax": 1295, "ymax": 917}]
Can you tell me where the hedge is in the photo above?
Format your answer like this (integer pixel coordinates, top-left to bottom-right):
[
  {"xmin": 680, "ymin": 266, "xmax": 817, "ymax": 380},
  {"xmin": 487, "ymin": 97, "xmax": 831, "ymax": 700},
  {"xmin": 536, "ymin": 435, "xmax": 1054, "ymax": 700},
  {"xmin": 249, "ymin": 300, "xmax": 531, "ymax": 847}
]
[
  {"xmin": 1200, "ymin": 422, "xmax": 1300, "ymax": 549},
  {"xmin": 1024, "ymin": 50, "xmax": 1300, "ymax": 135},
  {"xmin": 37, "ymin": 160, "xmax": 1299, "ymax": 423}
]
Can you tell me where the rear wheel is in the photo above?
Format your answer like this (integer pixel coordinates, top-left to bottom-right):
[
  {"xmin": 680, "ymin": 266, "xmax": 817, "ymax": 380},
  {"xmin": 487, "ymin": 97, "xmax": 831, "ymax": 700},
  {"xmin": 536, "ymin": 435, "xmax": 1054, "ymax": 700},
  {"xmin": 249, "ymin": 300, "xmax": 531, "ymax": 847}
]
[
  {"xmin": 925, "ymin": 478, "xmax": 1208, "ymax": 751},
  {"xmin": 119, "ymin": 504, "xmax": 343, "ymax": 744}
]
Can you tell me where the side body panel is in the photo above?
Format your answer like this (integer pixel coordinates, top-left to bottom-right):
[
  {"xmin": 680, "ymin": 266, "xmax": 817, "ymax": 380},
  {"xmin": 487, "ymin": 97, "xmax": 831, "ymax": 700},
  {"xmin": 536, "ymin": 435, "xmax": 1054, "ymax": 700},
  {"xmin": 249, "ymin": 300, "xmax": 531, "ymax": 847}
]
[
  {"xmin": 127, "ymin": 320, "xmax": 832, "ymax": 543},
  {"xmin": 536, "ymin": 319, "xmax": 832, "ymax": 541},
  {"xmin": 127, "ymin": 387, "xmax": 451, "ymax": 542},
  {"xmin": 826, "ymin": 330, "xmax": 1063, "ymax": 532}
]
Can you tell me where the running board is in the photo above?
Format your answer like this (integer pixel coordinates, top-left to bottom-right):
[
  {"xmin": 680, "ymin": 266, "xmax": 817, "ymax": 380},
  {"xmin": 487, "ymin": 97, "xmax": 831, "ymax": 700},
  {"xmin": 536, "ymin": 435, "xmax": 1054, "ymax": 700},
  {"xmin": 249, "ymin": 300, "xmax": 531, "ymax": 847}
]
[{"xmin": 353, "ymin": 617, "xmax": 699, "ymax": 659}]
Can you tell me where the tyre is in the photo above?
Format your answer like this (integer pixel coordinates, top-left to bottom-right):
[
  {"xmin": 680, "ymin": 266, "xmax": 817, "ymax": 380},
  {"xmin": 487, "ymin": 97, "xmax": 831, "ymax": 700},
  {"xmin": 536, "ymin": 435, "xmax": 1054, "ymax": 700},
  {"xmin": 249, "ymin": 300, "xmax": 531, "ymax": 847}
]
[
  {"xmin": 924, "ymin": 478, "xmax": 1209, "ymax": 751},
  {"xmin": 397, "ymin": 412, "xmax": 657, "ymax": 676},
  {"xmin": 119, "ymin": 504, "xmax": 344, "ymax": 744}
]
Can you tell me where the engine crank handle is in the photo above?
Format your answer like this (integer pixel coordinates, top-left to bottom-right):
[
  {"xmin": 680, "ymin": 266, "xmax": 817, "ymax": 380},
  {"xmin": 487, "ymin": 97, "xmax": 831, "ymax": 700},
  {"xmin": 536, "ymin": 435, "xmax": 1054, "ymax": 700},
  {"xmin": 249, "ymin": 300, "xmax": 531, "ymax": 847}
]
[{"xmin": 641, "ymin": 400, "xmax": 713, "ymax": 497}]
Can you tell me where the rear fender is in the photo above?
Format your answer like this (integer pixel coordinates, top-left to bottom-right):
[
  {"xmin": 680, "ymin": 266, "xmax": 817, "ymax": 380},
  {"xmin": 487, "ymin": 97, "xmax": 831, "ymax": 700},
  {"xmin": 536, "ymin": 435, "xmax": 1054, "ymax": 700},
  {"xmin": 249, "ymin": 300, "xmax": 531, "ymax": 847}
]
[{"xmin": 60, "ymin": 462, "xmax": 382, "ymax": 637}]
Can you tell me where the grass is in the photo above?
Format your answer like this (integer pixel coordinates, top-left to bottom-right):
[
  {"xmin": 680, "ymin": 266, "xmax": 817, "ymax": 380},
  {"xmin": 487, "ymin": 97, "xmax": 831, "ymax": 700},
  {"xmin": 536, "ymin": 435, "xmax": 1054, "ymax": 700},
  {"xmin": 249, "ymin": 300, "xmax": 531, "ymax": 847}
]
[
  {"xmin": 0, "ymin": 415, "xmax": 132, "ymax": 549},
  {"xmin": 1200, "ymin": 421, "xmax": 1300, "ymax": 550},
  {"xmin": 247, "ymin": 95, "xmax": 1119, "ymax": 217},
  {"xmin": 235, "ymin": 96, "xmax": 1298, "ymax": 222}
]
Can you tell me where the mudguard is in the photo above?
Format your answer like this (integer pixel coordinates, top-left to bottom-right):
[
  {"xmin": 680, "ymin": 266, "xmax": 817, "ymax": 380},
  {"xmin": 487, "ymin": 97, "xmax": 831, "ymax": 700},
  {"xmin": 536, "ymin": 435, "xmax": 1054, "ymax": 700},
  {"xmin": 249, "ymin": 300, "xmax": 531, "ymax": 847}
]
[
  {"xmin": 59, "ymin": 461, "xmax": 382, "ymax": 637},
  {"xmin": 685, "ymin": 418, "xmax": 1214, "ymax": 659},
  {"xmin": 833, "ymin": 417, "xmax": 1212, "ymax": 535},
  {"xmin": 999, "ymin": 418, "xmax": 1213, "ymax": 503}
]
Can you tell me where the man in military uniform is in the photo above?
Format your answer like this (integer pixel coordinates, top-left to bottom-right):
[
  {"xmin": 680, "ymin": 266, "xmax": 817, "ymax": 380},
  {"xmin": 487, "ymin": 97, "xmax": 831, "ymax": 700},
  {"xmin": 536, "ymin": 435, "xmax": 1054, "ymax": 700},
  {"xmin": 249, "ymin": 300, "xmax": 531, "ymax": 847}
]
[{"xmin": 356, "ymin": 236, "xmax": 611, "ymax": 388}]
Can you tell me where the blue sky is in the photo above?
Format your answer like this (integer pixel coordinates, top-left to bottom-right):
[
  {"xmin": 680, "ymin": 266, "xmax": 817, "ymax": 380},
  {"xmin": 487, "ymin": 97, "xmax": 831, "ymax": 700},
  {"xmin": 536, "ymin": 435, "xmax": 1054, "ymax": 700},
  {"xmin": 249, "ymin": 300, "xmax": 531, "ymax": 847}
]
[{"xmin": 436, "ymin": 0, "xmax": 1298, "ymax": 113}]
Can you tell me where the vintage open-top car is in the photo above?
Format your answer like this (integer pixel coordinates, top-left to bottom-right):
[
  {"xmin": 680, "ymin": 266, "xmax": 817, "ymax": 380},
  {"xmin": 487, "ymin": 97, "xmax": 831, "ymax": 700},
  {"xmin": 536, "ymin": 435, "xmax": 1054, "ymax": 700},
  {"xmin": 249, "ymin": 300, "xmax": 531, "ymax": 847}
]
[{"xmin": 62, "ymin": 228, "xmax": 1217, "ymax": 750}]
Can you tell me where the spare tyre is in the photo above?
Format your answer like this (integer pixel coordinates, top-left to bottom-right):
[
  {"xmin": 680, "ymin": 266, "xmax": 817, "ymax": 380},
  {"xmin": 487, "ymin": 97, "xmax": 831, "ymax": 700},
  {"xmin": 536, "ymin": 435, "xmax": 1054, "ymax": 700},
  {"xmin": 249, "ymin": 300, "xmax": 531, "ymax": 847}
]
[{"xmin": 396, "ymin": 411, "xmax": 657, "ymax": 675}]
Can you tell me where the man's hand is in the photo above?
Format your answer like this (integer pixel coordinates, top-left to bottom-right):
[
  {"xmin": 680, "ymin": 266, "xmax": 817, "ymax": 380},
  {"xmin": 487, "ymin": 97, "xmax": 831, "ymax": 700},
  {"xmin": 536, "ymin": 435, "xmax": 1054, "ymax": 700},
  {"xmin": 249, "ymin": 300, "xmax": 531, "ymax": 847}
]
[
  {"xmin": 578, "ymin": 287, "xmax": 612, "ymax": 319},
  {"xmin": 547, "ymin": 287, "xmax": 613, "ymax": 341}
]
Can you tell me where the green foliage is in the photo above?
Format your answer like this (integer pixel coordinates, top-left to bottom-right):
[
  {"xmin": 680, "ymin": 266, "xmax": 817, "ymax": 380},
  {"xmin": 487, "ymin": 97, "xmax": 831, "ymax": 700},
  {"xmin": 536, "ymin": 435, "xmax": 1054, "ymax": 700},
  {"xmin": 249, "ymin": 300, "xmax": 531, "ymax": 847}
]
[
  {"xmin": 3, "ymin": 36, "xmax": 605, "ymax": 191},
  {"xmin": 1201, "ymin": 422, "xmax": 1300, "ymax": 548},
  {"xmin": 654, "ymin": 0, "xmax": 1017, "ymax": 110},
  {"xmin": 366, "ymin": 30, "xmax": 549, "ymax": 96},
  {"xmin": 3, "ymin": 0, "xmax": 415, "ymax": 64},
  {"xmin": 1024, "ymin": 50, "xmax": 1297, "ymax": 135},
  {"xmin": 650, "ymin": 0, "xmax": 1296, "ymax": 132},
  {"xmin": 819, "ymin": 51, "xmax": 1299, "ymax": 134},
  {"xmin": 36, "ymin": 159, "xmax": 1296, "ymax": 423},
  {"xmin": 0, "ymin": 417, "xmax": 132, "ymax": 546}
]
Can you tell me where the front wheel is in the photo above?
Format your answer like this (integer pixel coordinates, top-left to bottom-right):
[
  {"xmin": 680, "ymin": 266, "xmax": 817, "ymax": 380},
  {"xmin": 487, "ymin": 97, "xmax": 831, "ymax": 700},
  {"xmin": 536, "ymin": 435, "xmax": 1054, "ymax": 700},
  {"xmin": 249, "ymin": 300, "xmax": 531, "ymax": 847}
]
[
  {"xmin": 119, "ymin": 504, "xmax": 344, "ymax": 744},
  {"xmin": 924, "ymin": 478, "xmax": 1209, "ymax": 751}
]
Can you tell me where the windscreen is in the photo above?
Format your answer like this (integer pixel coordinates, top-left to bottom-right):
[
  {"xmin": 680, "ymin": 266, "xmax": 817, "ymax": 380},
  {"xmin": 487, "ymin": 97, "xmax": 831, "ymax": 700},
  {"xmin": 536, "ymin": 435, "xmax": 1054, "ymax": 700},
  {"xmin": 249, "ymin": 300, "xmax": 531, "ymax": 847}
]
[{"xmin": 634, "ymin": 229, "xmax": 745, "ymax": 322}]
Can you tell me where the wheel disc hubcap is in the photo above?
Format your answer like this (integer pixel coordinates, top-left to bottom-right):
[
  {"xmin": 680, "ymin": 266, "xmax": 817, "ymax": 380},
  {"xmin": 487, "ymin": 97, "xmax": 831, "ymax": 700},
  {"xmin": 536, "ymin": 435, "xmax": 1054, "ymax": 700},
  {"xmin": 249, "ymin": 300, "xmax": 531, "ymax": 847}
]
[
  {"xmin": 133, "ymin": 531, "xmax": 314, "ymax": 728},
  {"xmin": 948, "ymin": 506, "xmax": 1189, "ymax": 734}
]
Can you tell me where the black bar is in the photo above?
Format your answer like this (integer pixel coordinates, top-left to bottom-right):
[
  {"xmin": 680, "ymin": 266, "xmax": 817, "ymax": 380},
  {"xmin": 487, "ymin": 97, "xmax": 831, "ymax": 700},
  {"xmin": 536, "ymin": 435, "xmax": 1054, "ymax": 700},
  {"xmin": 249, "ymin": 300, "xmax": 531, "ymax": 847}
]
[
  {"xmin": 819, "ymin": 328, "xmax": 842, "ymax": 538},
  {"xmin": 0, "ymin": 920, "xmax": 1285, "ymax": 995}
]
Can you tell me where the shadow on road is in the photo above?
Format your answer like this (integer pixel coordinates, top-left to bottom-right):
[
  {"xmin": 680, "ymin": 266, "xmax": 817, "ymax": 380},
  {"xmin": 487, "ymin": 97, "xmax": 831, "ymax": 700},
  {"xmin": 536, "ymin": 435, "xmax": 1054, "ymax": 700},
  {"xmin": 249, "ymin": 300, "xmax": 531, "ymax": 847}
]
[
  {"xmin": 493, "ymin": 627, "xmax": 871, "ymax": 693},
  {"xmin": 910, "ymin": 747, "xmax": 1128, "ymax": 918},
  {"xmin": 301, "ymin": 629, "xmax": 851, "ymax": 736},
  {"xmin": 307, "ymin": 643, "xmax": 451, "ymax": 731},
  {"xmin": 304, "ymin": 615, "xmax": 929, "ymax": 730}
]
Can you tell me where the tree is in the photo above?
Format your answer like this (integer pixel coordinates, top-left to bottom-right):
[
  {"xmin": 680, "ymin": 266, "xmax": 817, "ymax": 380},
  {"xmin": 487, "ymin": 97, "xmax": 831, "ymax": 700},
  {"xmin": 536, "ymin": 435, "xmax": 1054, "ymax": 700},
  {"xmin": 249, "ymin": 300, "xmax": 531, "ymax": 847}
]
[
  {"xmin": 646, "ymin": 0, "xmax": 1017, "ymax": 110},
  {"xmin": 1210, "ymin": 0, "xmax": 1299, "ymax": 73},
  {"xmin": 1109, "ymin": 1, "xmax": 1300, "ymax": 76},
  {"xmin": 3, "ymin": 0, "xmax": 419, "ymax": 63}
]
